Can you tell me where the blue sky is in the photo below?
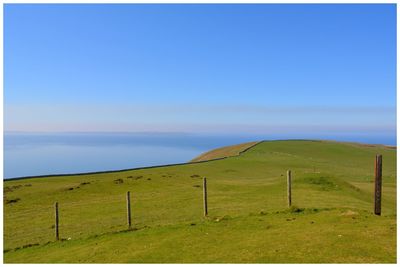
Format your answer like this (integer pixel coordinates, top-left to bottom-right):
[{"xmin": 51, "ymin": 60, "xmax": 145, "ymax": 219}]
[{"xmin": 4, "ymin": 4, "xmax": 396, "ymax": 138}]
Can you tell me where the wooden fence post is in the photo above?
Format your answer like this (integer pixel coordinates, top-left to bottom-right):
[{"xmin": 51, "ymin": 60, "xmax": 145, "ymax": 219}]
[
  {"xmin": 203, "ymin": 177, "xmax": 208, "ymax": 216},
  {"xmin": 54, "ymin": 202, "xmax": 59, "ymax": 240},
  {"xmin": 126, "ymin": 191, "xmax": 132, "ymax": 229},
  {"xmin": 374, "ymin": 155, "xmax": 382, "ymax": 215},
  {"xmin": 287, "ymin": 170, "xmax": 292, "ymax": 208}
]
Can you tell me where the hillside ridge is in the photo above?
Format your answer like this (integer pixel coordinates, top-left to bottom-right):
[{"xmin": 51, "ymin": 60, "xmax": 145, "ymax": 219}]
[{"xmin": 190, "ymin": 141, "xmax": 262, "ymax": 162}]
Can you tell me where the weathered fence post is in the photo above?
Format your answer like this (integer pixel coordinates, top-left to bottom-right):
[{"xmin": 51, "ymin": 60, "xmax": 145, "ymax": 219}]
[
  {"xmin": 374, "ymin": 154, "xmax": 382, "ymax": 215},
  {"xmin": 287, "ymin": 170, "xmax": 292, "ymax": 208},
  {"xmin": 126, "ymin": 191, "xmax": 132, "ymax": 229},
  {"xmin": 203, "ymin": 177, "xmax": 208, "ymax": 216},
  {"xmin": 54, "ymin": 202, "xmax": 59, "ymax": 241}
]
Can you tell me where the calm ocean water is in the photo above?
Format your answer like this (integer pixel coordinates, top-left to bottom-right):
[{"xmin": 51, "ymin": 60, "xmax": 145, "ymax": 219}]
[{"xmin": 4, "ymin": 132, "xmax": 396, "ymax": 179}]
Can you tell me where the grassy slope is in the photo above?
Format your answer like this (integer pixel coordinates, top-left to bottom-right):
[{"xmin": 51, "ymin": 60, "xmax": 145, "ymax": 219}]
[
  {"xmin": 190, "ymin": 141, "xmax": 259, "ymax": 162},
  {"xmin": 3, "ymin": 140, "xmax": 397, "ymax": 263}
]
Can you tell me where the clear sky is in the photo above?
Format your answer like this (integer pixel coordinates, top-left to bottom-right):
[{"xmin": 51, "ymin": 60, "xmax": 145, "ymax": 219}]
[{"xmin": 4, "ymin": 4, "xmax": 396, "ymax": 138}]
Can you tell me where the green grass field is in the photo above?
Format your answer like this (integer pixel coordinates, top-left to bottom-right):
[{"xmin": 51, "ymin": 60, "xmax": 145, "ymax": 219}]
[{"xmin": 3, "ymin": 140, "xmax": 397, "ymax": 263}]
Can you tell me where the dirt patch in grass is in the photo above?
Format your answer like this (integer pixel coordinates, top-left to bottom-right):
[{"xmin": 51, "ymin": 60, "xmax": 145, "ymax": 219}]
[
  {"xmin": 4, "ymin": 198, "xmax": 20, "ymax": 204},
  {"xmin": 127, "ymin": 176, "xmax": 143, "ymax": 180},
  {"xmin": 341, "ymin": 210, "xmax": 359, "ymax": 217},
  {"xmin": 4, "ymin": 184, "xmax": 32, "ymax": 194},
  {"xmin": 65, "ymin": 181, "xmax": 91, "ymax": 191}
]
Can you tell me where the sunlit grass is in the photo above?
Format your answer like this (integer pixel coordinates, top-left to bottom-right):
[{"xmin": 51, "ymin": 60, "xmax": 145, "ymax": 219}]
[{"xmin": 3, "ymin": 140, "xmax": 396, "ymax": 263}]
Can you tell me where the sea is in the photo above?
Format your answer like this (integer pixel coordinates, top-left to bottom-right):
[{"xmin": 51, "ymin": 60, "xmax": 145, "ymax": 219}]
[{"xmin": 4, "ymin": 132, "xmax": 396, "ymax": 179}]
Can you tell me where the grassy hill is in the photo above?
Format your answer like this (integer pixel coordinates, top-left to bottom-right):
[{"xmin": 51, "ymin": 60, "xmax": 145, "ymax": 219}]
[
  {"xmin": 190, "ymin": 141, "xmax": 259, "ymax": 162},
  {"xmin": 3, "ymin": 140, "xmax": 397, "ymax": 263}
]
